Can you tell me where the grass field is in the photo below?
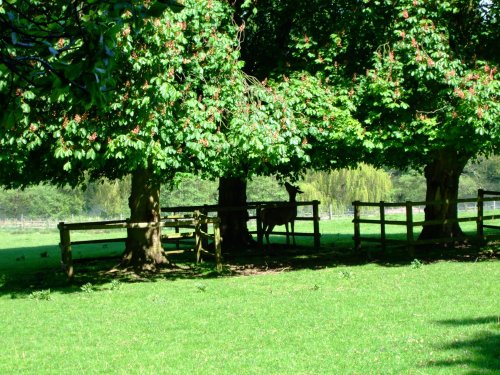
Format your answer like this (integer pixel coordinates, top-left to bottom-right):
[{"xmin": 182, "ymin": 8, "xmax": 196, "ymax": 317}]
[{"xmin": 0, "ymin": 218, "xmax": 499, "ymax": 374}]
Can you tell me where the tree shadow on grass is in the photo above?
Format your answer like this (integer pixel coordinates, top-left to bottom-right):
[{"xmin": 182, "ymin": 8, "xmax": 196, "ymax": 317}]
[
  {"xmin": 0, "ymin": 237, "xmax": 498, "ymax": 298},
  {"xmin": 427, "ymin": 317, "xmax": 500, "ymax": 374}
]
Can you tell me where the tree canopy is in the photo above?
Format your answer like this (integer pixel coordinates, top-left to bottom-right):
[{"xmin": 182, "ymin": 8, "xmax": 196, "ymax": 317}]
[
  {"xmin": 357, "ymin": 0, "xmax": 499, "ymax": 169},
  {"xmin": 0, "ymin": 1, "xmax": 183, "ymax": 123},
  {"xmin": 0, "ymin": 0, "xmax": 363, "ymax": 267},
  {"xmin": 1, "ymin": 0, "xmax": 498, "ymax": 262}
]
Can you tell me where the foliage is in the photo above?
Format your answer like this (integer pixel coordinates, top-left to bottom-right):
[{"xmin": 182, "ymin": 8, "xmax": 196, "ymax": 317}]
[
  {"xmin": 0, "ymin": 184, "xmax": 84, "ymax": 218},
  {"xmin": 0, "ymin": 0, "xmax": 183, "ymax": 118},
  {"xmin": 28, "ymin": 289, "xmax": 51, "ymax": 301},
  {"xmin": 160, "ymin": 175, "xmax": 219, "ymax": 207},
  {"xmin": 1, "ymin": 0, "xmax": 243, "ymax": 187},
  {"xmin": 3, "ymin": 154, "xmax": 500, "ymax": 219},
  {"xmin": 355, "ymin": 0, "xmax": 499, "ymax": 170},
  {"xmin": 300, "ymin": 165, "xmax": 393, "ymax": 212},
  {"xmin": 109, "ymin": 279, "xmax": 122, "ymax": 291},
  {"xmin": 83, "ymin": 177, "xmax": 130, "ymax": 217},
  {"xmin": 160, "ymin": 175, "xmax": 292, "ymax": 207},
  {"xmin": 410, "ymin": 258, "xmax": 423, "ymax": 269},
  {"xmin": 234, "ymin": 0, "xmax": 393, "ymax": 80},
  {"xmin": 247, "ymin": 176, "xmax": 288, "ymax": 202},
  {"xmin": 0, "ymin": 0, "xmax": 352, "ymax": 194},
  {"xmin": 390, "ymin": 170, "xmax": 427, "ymax": 202},
  {"xmin": 463, "ymin": 155, "xmax": 500, "ymax": 192},
  {"xmin": 80, "ymin": 282, "xmax": 94, "ymax": 294}
]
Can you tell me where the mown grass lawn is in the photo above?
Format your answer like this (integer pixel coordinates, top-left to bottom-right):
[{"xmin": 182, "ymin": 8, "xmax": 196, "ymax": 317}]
[{"xmin": 0, "ymin": 220, "xmax": 498, "ymax": 374}]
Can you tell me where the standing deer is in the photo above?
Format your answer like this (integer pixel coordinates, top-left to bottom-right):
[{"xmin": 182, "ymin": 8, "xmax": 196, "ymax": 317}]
[{"xmin": 260, "ymin": 182, "xmax": 303, "ymax": 247}]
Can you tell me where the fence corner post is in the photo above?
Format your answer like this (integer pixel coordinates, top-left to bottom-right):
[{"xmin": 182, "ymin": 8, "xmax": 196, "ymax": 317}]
[
  {"xmin": 380, "ymin": 201, "xmax": 386, "ymax": 253},
  {"xmin": 405, "ymin": 201, "xmax": 415, "ymax": 257},
  {"xmin": 193, "ymin": 210, "xmax": 202, "ymax": 263},
  {"xmin": 214, "ymin": 218, "xmax": 223, "ymax": 272},
  {"xmin": 313, "ymin": 200, "xmax": 320, "ymax": 250},
  {"xmin": 353, "ymin": 201, "xmax": 361, "ymax": 252},
  {"xmin": 58, "ymin": 222, "xmax": 73, "ymax": 279},
  {"xmin": 477, "ymin": 189, "xmax": 485, "ymax": 242},
  {"xmin": 256, "ymin": 205, "xmax": 263, "ymax": 248}
]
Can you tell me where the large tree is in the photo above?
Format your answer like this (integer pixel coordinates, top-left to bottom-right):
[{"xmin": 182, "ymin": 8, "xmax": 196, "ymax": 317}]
[
  {"xmin": 236, "ymin": 0, "xmax": 499, "ymax": 243},
  {"xmin": 0, "ymin": 0, "xmax": 310, "ymax": 269},
  {"xmin": 216, "ymin": 71, "xmax": 363, "ymax": 250},
  {"xmin": 218, "ymin": 1, "xmax": 368, "ymax": 249},
  {"xmin": 355, "ymin": 0, "xmax": 499, "ymax": 240}
]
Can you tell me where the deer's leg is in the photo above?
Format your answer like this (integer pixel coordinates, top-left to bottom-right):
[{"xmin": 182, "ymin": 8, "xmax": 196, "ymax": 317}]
[
  {"xmin": 285, "ymin": 223, "xmax": 290, "ymax": 246},
  {"xmin": 265, "ymin": 224, "xmax": 275, "ymax": 248}
]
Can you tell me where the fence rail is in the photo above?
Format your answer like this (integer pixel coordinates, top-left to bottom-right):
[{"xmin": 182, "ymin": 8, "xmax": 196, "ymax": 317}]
[
  {"xmin": 58, "ymin": 211, "xmax": 222, "ymax": 278},
  {"xmin": 353, "ymin": 189, "xmax": 500, "ymax": 255},
  {"xmin": 161, "ymin": 200, "xmax": 321, "ymax": 249}
]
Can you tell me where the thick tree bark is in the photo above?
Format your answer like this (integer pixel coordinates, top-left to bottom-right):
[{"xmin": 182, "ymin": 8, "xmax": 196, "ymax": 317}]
[
  {"xmin": 418, "ymin": 149, "xmax": 469, "ymax": 241},
  {"xmin": 121, "ymin": 168, "xmax": 167, "ymax": 271},
  {"xmin": 218, "ymin": 177, "xmax": 254, "ymax": 251}
]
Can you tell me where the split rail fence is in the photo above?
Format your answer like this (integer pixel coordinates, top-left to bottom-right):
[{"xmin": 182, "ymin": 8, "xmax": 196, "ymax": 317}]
[
  {"xmin": 353, "ymin": 189, "xmax": 500, "ymax": 254},
  {"xmin": 58, "ymin": 211, "xmax": 222, "ymax": 278},
  {"xmin": 161, "ymin": 200, "xmax": 321, "ymax": 250}
]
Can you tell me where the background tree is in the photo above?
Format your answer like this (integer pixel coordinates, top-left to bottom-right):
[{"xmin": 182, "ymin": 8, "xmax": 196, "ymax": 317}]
[
  {"xmin": 83, "ymin": 177, "xmax": 131, "ymax": 218},
  {"xmin": 300, "ymin": 165, "xmax": 393, "ymax": 213},
  {"xmin": 0, "ymin": 185, "xmax": 84, "ymax": 219}
]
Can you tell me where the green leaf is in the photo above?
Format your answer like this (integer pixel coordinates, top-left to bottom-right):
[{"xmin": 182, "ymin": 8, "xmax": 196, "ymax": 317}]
[
  {"xmin": 87, "ymin": 148, "xmax": 96, "ymax": 160},
  {"xmin": 63, "ymin": 161, "xmax": 72, "ymax": 171}
]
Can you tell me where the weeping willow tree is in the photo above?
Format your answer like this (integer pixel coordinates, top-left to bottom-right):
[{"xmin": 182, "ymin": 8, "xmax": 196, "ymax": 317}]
[{"xmin": 300, "ymin": 165, "xmax": 393, "ymax": 213}]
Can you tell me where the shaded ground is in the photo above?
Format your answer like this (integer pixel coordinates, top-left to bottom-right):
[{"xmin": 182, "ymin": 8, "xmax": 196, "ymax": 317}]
[{"xmin": 1, "ymin": 237, "xmax": 498, "ymax": 298}]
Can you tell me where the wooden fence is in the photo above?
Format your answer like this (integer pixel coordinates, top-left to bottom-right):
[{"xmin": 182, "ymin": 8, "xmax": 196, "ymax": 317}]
[
  {"xmin": 58, "ymin": 211, "xmax": 222, "ymax": 278},
  {"xmin": 353, "ymin": 189, "xmax": 500, "ymax": 254},
  {"xmin": 161, "ymin": 200, "xmax": 321, "ymax": 249}
]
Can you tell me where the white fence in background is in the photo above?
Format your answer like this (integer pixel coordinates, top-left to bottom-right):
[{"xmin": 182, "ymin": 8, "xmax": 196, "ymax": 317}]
[{"xmin": 0, "ymin": 215, "xmax": 125, "ymax": 230}]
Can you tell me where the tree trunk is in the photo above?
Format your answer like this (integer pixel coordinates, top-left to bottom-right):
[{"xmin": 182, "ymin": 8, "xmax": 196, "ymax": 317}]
[
  {"xmin": 418, "ymin": 149, "xmax": 469, "ymax": 241},
  {"xmin": 121, "ymin": 168, "xmax": 167, "ymax": 271},
  {"xmin": 218, "ymin": 177, "xmax": 255, "ymax": 251}
]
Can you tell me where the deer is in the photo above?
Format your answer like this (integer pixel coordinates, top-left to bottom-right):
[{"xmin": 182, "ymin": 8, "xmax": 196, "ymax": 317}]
[{"xmin": 260, "ymin": 182, "xmax": 303, "ymax": 248}]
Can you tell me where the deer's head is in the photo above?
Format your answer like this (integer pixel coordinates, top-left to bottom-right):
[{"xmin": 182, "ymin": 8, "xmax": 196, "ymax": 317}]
[{"xmin": 285, "ymin": 182, "xmax": 303, "ymax": 200}]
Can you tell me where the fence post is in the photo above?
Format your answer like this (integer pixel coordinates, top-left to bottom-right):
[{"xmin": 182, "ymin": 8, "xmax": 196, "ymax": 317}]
[
  {"xmin": 405, "ymin": 201, "xmax": 415, "ymax": 257},
  {"xmin": 313, "ymin": 200, "xmax": 320, "ymax": 250},
  {"xmin": 174, "ymin": 218, "xmax": 181, "ymax": 250},
  {"xmin": 194, "ymin": 211, "xmax": 203, "ymax": 263},
  {"xmin": 477, "ymin": 189, "xmax": 484, "ymax": 242},
  {"xmin": 256, "ymin": 205, "xmax": 263, "ymax": 248},
  {"xmin": 380, "ymin": 201, "xmax": 386, "ymax": 253},
  {"xmin": 353, "ymin": 201, "xmax": 361, "ymax": 252},
  {"xmin": 201, "ymin": 206, "xmax": 209, "ymax": 249},
  {"xmin": 213, "ymin": 218, "xmax": 223, "ymax": 272},
  {"xmin": 58, "ymin": 222, "xmax": 73, "ymax": 279}
]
